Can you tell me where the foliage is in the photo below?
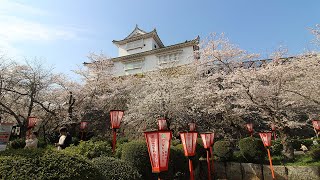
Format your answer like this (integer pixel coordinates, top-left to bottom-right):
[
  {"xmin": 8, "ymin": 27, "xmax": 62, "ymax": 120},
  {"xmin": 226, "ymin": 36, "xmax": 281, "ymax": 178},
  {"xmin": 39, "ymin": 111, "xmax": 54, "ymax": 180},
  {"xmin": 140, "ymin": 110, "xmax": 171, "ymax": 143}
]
[
  {"xmin": 120, "ymin": 140, "xmax": 152, "ymax": 179},
  {"xmin": 309, "ymin": 146, "xmax": 320, "ymax": 161},
  {"xmin": 171, "ymin": 144, "xmax": 189, "ymax": 177},
  {"xmin": 64, "ymin": 140, "xmax": 112, "ymax": 159},
  {"xmin": 271, "ymin": 140, "xmax": 283, "ymax": 156},
  {"xmin": 0, "ymin": 149, "xmax": 105, "ymax": 180},
  {"xmin": 213, "ymin": 140, "xmax": 233, "ymax": 161},
  {"xmin": 91, "ymin": 156, "xmax": 142, "ymax": 180},
  {"xmin": 8, "ymin": 138, "xmax": 26, "ymax": 149},
  {"xmin": 239, "ymin": 137, "xmax": 266, "ymax": 163}
]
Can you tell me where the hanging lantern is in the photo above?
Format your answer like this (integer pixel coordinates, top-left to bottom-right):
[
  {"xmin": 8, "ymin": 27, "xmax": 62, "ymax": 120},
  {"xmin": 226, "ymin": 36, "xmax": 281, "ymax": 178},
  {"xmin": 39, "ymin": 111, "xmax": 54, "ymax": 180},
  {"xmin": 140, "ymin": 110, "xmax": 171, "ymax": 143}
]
[
  {"xmin": 259, "ymin": 132, "xmax": 272, "ymax": 147},
  {"xmin": 180, "ymin": 131, "xmax": 198, "ymax": 156},
  {"xmin": 158, "ymin": 118, "xmax": 167, "ymax": 131},
  {"xmin": 189, "ymin": 123, "xmax": 196, "ymax": 131},
  {"xmin": 246, "ymin": 123, "xmax": 254, "ymax": 137},
  {"xmin": 200, "ymin": 132, "xmax": 215, "ymax": 180},
  {"xmin": 259, "ymin": 132, "xmax": 275, "ymax": 179},
  {"xmin": 200, "ymin": 132, "xmax": 215, "ymax": 149},
  {"xmin": 28, "ymin": 117, "xmax": 38, "ymax": 128},
  {"xmin": 145, "ymin": 130, "xmax": 172, "ymax": 173},
  {"xmin": 246, "ymin": 123, "xmax": 253, "ymax": 133},
  {"xmin": 312, "ymin": 120, "xmax": 320, "ymax": 131},
  {"xmin": 270, "ymin": 123, "xmax": 276, "ymax": 131},
  {"xmin": 180, "ymin": 131, "xmax": 198, "ymax": 180},
  {"xmin": 110, "ymin": 110, "xmax": 124, "ymax": 153},
  {"xmin": 80, "ymin": 121, "xmax": 89, "ymax": 130},
  {"xmin": 110, "ymin": 110, "xmax": 124, "ymax": 129}
]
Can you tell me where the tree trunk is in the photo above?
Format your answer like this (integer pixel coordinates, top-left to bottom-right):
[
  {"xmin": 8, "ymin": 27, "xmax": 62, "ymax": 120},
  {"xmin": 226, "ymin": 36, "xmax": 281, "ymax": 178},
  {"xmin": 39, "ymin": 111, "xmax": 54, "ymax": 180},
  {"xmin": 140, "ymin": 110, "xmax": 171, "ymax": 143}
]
[{"xmin": 280, "ymin": 127, "xmax": 294, "ymax": 161}]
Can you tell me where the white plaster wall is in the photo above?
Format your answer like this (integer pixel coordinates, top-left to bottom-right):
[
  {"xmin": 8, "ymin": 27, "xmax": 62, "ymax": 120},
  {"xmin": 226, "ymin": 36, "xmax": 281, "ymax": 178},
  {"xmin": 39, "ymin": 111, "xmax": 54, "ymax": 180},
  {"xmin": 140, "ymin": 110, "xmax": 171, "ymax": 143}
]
[
  {"xmin": 117, "ymin": 38, "xmax": 155, "ymax": 57},
  {"xmin": 112, "ymin": 45, "xmax": 194, "ymax": 76}
]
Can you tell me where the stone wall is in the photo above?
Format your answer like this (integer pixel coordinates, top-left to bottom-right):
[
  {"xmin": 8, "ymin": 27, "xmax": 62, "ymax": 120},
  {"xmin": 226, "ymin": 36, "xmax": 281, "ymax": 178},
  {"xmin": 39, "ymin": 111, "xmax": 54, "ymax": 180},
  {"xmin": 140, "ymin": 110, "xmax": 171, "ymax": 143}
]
[{"xmin": 199, "ymin": 161, "xmax": 320, "ymax": 180}]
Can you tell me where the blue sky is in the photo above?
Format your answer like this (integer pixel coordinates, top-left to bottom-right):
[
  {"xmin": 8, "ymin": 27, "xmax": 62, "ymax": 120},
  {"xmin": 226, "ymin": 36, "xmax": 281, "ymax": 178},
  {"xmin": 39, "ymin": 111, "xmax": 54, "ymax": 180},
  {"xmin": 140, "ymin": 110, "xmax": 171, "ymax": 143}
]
[{"xmin": 1, "ymin": 0, "xmax": 319, "ymax": 77}]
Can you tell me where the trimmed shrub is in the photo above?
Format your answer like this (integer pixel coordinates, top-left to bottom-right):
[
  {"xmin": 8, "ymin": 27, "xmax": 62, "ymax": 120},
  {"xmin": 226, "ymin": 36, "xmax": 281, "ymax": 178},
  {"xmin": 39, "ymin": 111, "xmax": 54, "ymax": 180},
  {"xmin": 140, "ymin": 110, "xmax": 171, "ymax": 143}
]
[
  {"xmin": 239, "ymin": 137, "xmax": 266, "ymax": 163},
  {"xmin": 171, "ymin": 144, "xmax": 189, "ymax": 178},
  {"xmin": 64, "ymin": 140, "xmax": 112, "ymax": 159},
  {"xmin": 121, "ymin": 140, "xmax": 153, "ymax": 179},
  {"xmin": 271, "ymin": 139, "xmax": 283, "ymax": 156},
  {"xmin": 213, "ymin": 140, "xmax": 233, "ymax": 161},
  {"xmin": 92, "ymin": 156, "xmax": 142, "ymax": 180},
  {"xmin": 0, "ymin": 149, "xmax": 105, "ymax": 180}
]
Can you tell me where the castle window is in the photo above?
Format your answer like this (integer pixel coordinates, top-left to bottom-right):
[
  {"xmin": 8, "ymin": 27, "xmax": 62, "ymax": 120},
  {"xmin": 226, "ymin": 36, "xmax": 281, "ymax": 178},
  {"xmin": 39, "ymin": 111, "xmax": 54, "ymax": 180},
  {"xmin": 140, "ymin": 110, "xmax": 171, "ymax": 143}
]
[
  {"xmin": 123, "ymin": 59, "xmax": 144, "ymax": 75},
  {"xmin": 157, "ymin": 50, "xmax": 183, "ymax": 65}
]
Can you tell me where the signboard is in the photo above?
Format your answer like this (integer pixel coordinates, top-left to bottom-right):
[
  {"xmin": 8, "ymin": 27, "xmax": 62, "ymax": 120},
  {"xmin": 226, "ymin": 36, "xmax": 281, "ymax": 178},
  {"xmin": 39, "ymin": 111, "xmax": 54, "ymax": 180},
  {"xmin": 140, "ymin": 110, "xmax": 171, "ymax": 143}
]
[
  {"xmin": 259, "ymin": 132, "xmax": 272, "ymax": 147},
  {"xmin": 145, "ymin": 131, "xmax": 172, "ymax": 173},
  {"xmin": 0, "ymin": 123, "xmax": 13, "ymax": 151}
]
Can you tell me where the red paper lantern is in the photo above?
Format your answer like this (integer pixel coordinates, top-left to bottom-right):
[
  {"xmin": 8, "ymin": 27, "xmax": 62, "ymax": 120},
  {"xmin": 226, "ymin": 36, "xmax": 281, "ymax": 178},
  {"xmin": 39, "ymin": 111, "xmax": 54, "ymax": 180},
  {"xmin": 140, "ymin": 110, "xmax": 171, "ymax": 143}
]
[
  {"xmin": 270, "ymin": 123, "xmax": 276, "ymax": 131},
  {"xmin": 246, "ymin": 123, "xmax": 253, "ymax": 133},
  {"xmin": 189, "ymin": 123, "xmax": 196, "ymax": 131},
  {"xmin": 312, "ymin": 120, "xmax": 320, "ymax": 131},
  {"xmin": 180, "ymin": 131, "xmax": 198, "ymax": 156},
  {"xmin": 145, "ymin": 130, "xmax": 172, "ymax": 173},
  {"xmin": 28, "ymin": 117, "xmax": 38, "ymax": 128},
  {"xmin": 110, "ymin": 110, "xmax": 124, "ymax": 129},
  {"xmin": 80, "ymin": 121, "xmax": 89, "ymax": 130},
  {"xmin": 200, "ymin": 132, "xmax": 215, "ymax": 149},
  {"xmin": 259, "ymin": 132, "xmax": 272, "ymax": 147},
  {"xmin": 158, "ymin": 118, "xmax": 167, "ymax": 131}
]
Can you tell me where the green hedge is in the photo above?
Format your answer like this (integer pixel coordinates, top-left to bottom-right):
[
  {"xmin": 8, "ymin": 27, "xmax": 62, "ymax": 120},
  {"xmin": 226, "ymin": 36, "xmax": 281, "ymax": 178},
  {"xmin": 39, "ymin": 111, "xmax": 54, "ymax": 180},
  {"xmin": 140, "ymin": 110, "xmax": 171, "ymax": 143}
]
[
  {"xmin": 239, "ymin": 137, "xmax": 266, "ymax": 163},
  {"xmin": 271, "ymin": 140, "xmax": 283, "ymax": 156},
  {"xmin": 64, "ymin": 140, "xmax": 112, "ymax": 159},
  {"xmin": 121, "ymin": 140, "xmax": 154, "ymax": 179},
  {"xmin": 0, "ymin": 149, "xmax": 105, "ymax": 180},
  {"xmin": 213, "ymin": 140, "xmax": 233, "ymax": 161},
  {"xmin": 91, "ymin": 156, "xmax": 142, "ymax": 180}
]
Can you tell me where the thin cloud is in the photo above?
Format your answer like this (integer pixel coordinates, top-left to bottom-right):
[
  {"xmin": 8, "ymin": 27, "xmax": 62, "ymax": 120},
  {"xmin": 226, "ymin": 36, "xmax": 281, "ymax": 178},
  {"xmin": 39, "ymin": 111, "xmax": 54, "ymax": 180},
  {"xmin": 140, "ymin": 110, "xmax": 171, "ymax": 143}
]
[{"xmin": 0, "ymin": 0, "xmax": 83, "ymax": 57}]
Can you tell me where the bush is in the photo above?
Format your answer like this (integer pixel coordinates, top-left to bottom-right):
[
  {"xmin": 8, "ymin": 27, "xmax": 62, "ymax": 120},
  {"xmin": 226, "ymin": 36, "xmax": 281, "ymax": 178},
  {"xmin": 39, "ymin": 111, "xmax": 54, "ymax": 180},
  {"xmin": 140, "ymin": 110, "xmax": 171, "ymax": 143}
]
[
  {"xmin": 0, "ymin": 149, "xmax": 105, "ymax": 180},
  {"xmin": 121, "ymin": 140, "xmax": 153, "ymax": 179},
  {"xmin": 9, "ymin": 138, "xmax": 26, "ymax": 149},
  {"xmin": 213, "ymin": 140, "xmax": 233, "ymax": 161},
  {"xmin": 310, "ymin": 147, "xmax": 320, "ymax": 161},
  {"xmin": 171, "ymin": 144, "xmax": 189, "ymax": 178},
  {"xmin": 239, "ymin": 137, "xmax": 266, "ymax": 163},
  {"xmin": 64, "ymin": 140, "xmax": 112, "ymax": 159},
  {"xmin": 171, "ymin": 139, "xmax": 181, "ymax": 146},
  {"xmin": 91, "ymin": 156, "xmax": 142, "ymax": 180},
  {"xmin": 271, "ymin": 139, "xmax": 283, "ymax": 156}
]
